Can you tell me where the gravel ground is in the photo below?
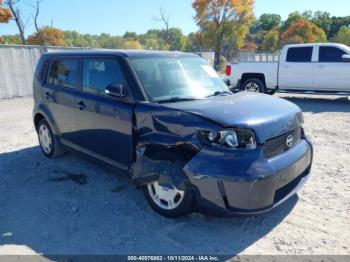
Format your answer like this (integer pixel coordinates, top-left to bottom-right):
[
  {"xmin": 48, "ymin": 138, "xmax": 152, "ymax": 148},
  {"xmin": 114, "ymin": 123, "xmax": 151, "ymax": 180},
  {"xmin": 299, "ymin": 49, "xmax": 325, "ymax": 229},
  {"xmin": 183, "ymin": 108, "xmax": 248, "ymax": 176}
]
[{"xmin": 0, "ymin": 95, "xmax": 349, "ymax": 257}]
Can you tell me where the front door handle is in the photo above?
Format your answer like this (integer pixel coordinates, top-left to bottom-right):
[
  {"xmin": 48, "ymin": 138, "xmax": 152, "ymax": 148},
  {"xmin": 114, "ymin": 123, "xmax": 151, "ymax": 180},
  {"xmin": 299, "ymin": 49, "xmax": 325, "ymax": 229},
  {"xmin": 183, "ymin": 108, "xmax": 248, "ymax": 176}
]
[{"xmin": 77, "ymin": 101, "xmax": 86, "ymax": 110}]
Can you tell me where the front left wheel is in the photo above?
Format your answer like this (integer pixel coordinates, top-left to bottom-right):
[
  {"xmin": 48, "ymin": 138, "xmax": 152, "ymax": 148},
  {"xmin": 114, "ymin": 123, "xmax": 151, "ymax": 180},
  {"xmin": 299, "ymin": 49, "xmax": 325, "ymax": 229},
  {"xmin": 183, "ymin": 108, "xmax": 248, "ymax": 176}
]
[{"xmin": 144, "ymin": 180, "xmax": 195, "ymax": 218}]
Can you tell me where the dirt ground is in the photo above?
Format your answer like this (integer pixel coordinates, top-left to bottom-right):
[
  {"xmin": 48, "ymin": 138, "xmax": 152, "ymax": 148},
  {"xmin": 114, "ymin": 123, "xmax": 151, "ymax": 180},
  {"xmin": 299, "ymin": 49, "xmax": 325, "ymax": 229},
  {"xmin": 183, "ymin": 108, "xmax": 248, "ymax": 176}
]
[{"xmin": 0, "ymin": 94, "xmax": 349, "ymax": 257}]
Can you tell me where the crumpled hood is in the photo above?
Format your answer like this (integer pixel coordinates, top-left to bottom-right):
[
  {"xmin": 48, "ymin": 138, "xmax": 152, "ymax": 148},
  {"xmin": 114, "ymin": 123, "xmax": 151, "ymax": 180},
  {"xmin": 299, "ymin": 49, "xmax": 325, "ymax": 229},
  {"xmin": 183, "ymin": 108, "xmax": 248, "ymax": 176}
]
[{"xmin": 163, "ymin": 93, "xmax": 303, "ymax": 143}]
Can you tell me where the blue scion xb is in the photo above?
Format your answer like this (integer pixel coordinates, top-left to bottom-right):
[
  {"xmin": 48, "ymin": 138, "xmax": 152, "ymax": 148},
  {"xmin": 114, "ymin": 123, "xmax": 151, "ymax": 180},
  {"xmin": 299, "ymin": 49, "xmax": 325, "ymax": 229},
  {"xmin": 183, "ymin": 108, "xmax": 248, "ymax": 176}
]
[{"xmin": 33, "ymin": 51, "xmax": 313, "ymax": 217}]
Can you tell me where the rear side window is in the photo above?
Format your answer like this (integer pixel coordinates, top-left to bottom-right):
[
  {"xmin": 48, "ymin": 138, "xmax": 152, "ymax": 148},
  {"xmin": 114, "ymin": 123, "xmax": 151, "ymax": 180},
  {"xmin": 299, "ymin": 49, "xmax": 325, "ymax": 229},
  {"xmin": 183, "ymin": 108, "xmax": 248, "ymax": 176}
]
[
  {"xmin": 286, "ymin": 47, "xmax": 313, "ymax": 62},
  {"xmin": 82, "ymin": 58, "xmax": 126, "ymax": 95},
  {"xmin": 319, "ymin": 46, "xmax": 346, "ymax": 62},
  {"xmin": 47, "ymin": 59, "xmax": 79, "ymax": 88},
  {"xmin": 38, "ymin": 59, "xmax": 49, "ymax": 82}
]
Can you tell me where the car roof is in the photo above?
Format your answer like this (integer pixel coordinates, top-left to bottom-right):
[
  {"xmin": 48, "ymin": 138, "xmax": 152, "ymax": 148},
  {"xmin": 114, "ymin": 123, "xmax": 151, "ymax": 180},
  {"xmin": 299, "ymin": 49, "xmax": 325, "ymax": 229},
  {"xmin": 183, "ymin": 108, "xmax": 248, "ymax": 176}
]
[
  {"xmin": 285, "ymin": 43, "xmax": 349, "ymax": 49},
  {"xmin": 41, "ymin": 49, "xmax": 199, "ymax": 59}
]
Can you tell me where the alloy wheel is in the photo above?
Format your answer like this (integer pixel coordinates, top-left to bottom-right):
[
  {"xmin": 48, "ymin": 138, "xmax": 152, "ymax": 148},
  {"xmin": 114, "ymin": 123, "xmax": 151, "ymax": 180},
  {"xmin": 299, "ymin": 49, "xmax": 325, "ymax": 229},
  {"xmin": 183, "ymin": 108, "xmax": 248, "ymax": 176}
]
[
  {"xmin": 39, "ymin": 125, "xmax": 52, "ymax": 154},
  {"xmin": 147, "ymin": 181, "xmax": 185, "ymax": 210},
  {"xmin": 245, "ymin": 82, "xmax": 260, "ymax": 93}
]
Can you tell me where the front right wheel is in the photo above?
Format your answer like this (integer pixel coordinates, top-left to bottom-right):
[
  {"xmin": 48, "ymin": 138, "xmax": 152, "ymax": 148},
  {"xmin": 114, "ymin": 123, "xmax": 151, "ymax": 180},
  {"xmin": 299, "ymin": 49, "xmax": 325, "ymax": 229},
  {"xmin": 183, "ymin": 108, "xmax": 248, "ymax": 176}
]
[{"xmin": 144, "ymin": 180, "xmax": 195, "ymax": 218}]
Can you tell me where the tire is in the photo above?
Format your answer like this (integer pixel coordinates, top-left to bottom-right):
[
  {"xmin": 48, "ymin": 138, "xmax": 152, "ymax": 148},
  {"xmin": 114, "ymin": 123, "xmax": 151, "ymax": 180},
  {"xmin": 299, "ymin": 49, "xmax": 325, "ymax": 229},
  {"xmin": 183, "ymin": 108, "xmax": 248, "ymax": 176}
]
[
  {"xmin": 241, "ymin": 78, "xmax": 266, "ymax": 93},
  {"xmin": 266, "ymin": 89, "xmax": 276, "ymax": 95},
  {"xmin": 143, "ymin": 179, "xmax": 195, "ymax": 218},
  {"xmin": 37, "ymin": 119, "xmax": 66, "ymax": 158}
]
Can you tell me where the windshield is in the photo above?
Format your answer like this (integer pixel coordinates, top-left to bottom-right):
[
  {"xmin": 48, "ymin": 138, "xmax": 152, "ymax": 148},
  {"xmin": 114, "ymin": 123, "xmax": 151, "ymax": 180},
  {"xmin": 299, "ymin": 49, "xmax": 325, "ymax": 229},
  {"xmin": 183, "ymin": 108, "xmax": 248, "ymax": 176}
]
[{"xmin": 130, "ymin": 56, "xmax": 229, "ymax": 102}]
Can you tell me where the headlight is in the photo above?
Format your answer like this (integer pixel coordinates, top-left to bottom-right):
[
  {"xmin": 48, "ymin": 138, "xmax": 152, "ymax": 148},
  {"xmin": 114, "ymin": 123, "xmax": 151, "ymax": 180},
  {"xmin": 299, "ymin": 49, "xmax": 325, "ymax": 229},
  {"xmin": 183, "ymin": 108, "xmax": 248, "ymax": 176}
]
[{"xmin": 199, "ymin": 129, "xmax": 256, "ymax": 150}]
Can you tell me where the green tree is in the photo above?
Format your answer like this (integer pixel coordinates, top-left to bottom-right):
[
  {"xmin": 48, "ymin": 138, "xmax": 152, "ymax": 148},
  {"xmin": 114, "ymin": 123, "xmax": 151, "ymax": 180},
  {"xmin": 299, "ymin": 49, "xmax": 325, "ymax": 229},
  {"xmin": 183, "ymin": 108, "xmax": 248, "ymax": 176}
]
[
  {"xmin": 310, "ymin": 11, "xmax": 332, "ymax": 37},
  {"xmin": 123, "ymin": 31, "xmax": 138, "ymax": 40},
  {"xmin": 257, "ymin": 13, "xmax": 281, "ymax": 32},
  {"xmin": 261, "ymin": 27, "xmax": 280, "ymax": 52},
  {"xmin": 0, "ymin": 34, "xmax": 22, "ymax": 44},
  {"xmin": 331, "ymin": 26, "xmax": 350, "ymax": 46},
  {"xmin": 97, "ymin": 33, "xmax": 124, "ymax": 49},
  {"xmin": 329, "ymin": 16, "xmax": 350, "ymax": 38},
  {"xmin": 185, "ymin": 31, "xmax": 204, "ymax": 52}
]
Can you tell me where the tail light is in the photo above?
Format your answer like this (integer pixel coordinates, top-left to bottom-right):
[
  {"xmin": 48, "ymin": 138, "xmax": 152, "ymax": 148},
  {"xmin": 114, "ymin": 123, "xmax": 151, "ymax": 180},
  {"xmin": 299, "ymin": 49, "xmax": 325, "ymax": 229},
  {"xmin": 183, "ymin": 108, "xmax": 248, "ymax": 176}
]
[{"xmin": 225, "ymin": 65, "xmax": 231, "ymax": 76}]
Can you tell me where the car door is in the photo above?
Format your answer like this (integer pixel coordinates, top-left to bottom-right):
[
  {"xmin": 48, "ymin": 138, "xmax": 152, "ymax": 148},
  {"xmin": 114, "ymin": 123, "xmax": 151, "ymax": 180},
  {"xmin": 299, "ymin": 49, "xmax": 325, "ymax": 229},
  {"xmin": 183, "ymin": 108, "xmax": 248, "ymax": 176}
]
[
  {"xmin": 74, "ymin": 57, "xmax": 134, "ymax": 170},
  {"xmin": 279, "ymin": 46, "xmax": 315, "ymax": 90},
  {"xmin": 44, "ymin": 58, "xmax": 80, "ymax": 143},
  {"xmin": 313, "ymin": 46, "xmax": 350, "ymax": 91}
]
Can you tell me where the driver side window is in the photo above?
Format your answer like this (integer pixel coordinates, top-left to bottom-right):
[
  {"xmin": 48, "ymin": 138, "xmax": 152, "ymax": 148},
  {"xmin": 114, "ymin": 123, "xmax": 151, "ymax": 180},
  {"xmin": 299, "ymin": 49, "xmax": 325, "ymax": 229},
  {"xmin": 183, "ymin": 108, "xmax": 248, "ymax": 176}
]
[{"xmin": 82, "ymin": 58, "xmax": 126, "ymax": 95}]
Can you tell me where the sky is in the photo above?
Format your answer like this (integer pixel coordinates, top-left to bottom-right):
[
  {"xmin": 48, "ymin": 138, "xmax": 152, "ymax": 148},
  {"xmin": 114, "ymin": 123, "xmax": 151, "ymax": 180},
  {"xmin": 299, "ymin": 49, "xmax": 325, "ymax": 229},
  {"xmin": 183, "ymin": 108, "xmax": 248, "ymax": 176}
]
[{"xmin": 1, "ymin": 0, "xmax": 350, "ymax": 37}]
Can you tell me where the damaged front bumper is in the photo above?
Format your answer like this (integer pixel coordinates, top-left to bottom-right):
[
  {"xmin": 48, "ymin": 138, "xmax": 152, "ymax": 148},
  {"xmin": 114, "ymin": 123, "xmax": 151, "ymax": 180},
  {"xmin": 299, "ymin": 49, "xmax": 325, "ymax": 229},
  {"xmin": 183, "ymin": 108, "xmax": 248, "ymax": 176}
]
[{"xmin": 184, "ymin": 138, "xmax": 313, "ymax": 215}]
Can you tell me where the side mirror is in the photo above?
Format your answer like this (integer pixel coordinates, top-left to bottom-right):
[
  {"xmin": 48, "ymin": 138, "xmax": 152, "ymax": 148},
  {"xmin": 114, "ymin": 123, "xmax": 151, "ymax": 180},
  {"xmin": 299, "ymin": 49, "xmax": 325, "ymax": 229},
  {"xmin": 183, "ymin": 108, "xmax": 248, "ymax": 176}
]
[
  {"xmin": 341, "ymin": 54, "xmax": 350, "ymax": 62},
  {"xmin": 105, "ymin": 83, "xmax": 127, "ymax": 97}
]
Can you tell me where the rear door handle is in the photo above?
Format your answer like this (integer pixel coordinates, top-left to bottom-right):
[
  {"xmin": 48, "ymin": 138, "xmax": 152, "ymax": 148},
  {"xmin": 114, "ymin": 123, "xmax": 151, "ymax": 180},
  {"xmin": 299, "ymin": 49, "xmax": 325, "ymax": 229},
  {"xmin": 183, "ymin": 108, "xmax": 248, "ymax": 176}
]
[
  {"xmin": 77, "ymin": 101, "xmax": 86, "ymax": 110},
  {"xmin": 45, "ymin": 91, "xmax": 52, "ymax": 100}
]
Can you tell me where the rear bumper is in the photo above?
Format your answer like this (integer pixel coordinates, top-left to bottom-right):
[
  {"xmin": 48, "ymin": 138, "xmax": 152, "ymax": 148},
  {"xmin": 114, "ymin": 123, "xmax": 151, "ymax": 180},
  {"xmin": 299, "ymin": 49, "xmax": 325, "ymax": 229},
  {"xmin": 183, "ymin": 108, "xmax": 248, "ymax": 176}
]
[{"xmin": 184, "ymin": 138, "xmax": 313, "ymax": 214}]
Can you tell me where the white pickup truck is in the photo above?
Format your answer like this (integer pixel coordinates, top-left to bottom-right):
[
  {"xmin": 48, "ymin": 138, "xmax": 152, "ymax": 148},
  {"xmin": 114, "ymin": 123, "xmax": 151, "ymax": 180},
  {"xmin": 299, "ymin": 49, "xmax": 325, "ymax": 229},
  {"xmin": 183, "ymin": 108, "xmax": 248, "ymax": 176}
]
[{"xmin": 225, "ymin": 43, "xmax": 350, "ymax": 95}]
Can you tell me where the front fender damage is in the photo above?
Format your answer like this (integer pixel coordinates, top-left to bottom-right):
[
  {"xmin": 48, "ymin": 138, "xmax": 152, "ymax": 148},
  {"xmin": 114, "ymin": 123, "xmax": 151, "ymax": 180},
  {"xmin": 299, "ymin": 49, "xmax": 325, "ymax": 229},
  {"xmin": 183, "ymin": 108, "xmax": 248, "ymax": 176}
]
[
  {"xmin": 131, "ymin": 144, "xmax": 198, "ymax": 191},
  {"xmin": 131, "ymin": 103, "xmax": 223, "ymax": 203}
]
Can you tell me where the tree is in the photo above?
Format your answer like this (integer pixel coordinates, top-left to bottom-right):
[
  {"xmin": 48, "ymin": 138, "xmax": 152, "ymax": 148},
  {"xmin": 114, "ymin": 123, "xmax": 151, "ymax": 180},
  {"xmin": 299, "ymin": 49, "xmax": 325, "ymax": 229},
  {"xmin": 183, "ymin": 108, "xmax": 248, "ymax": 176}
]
[
  {"xmin": 154, "ymin": 7, "xmax": 171, "ymax": 45},
  {"xmin": 29, "ymin": 0, "xmax": 44, "ymax": 44},
  {"xmin": 186, "ymin": 31, "xmax": 204, "ymax": 52},
  {"xmin": 139, "ymin": 30, "xmax": 169, "ymax": 50},
  {"xmin": 257, "ymin": 13, "xmax": 281, "ymax": 32},
  {"xmin": 261, "ymin": 27, "xmax": 280, "ymax": 52},
  {"xmin": 281, "ymin": 11, "xmax": 303, "ymax": 32},
  {"xmin": 4, "ymin": 0, "xmax": 26, "ymax": 44},
  {"xmin": 123, "ymin": 31, "xmax": 138, "ymax": 41},
  {"xmin": 0, "ymin": 0, "xmax": 12, "ymax": 23},
  {"xmin": 27, "ymin": 26, "xmax": 67, "ymax": 46},
  {"xmin": 162, "ymin": 28, "xmax": 186, "ymax": 50},
  {"xmin": 29, "ymin": 0, "xmax": 42, "ymax": 33},
  {"xmin": 123, "ymin": 39, "xmax": 143, "ymax": 49},
  {"xmin": 0, "ymin": 34, "xmax": 22, "ymax": 44},
  {"xmin": 331, "ymin": 26, "xmax": 350, "ymax": 46},
  {"xmin": 329, "ymin": 16, "xmax": 350, "ymax": 38},
  {"xmin": 281, "ymin": 18, "xmax": 327, "ymax": 44},
  {"xmin": 239, "ymin": 42, "xmax": 257, "ymax": 52},
  {"xmin": 97, "ymin": 33, "xmax": 124, "ymax": 49},
  {"xmin": 310, "ymin": 11, "xmax": 332, "ymax": 37},
  {"xmin": 193, "ymin": 0, "xmax": 254, "ymax": 70}
]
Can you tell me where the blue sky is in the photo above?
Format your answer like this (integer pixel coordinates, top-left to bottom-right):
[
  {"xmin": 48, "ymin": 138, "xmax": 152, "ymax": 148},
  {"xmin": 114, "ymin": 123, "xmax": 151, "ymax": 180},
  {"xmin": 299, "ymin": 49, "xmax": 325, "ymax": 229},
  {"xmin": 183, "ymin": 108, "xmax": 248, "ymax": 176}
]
[{"xmin": 1, "ymin": 0, "xmax": 349, "ymax": 36}]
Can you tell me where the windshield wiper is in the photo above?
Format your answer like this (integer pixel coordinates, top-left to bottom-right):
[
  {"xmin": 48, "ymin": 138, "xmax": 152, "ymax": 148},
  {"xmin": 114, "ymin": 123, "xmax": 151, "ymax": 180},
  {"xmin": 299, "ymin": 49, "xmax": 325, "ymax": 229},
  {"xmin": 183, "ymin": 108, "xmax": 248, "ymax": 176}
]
[
  {"xmin": 206, "ymin": 90, "xmax": 232, "ymax": 98},
  {"xmin": 155, "ymin": 97, "xmax": 199, "ymax": 104}
]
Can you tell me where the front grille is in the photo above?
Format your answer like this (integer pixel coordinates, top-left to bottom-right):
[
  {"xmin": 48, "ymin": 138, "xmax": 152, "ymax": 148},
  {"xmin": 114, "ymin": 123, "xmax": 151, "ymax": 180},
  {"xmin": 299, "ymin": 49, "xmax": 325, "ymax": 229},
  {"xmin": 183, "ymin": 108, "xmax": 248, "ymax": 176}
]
[{"xmin": 264, "ymin": 127, "xmax": 302, "ymax": 158}]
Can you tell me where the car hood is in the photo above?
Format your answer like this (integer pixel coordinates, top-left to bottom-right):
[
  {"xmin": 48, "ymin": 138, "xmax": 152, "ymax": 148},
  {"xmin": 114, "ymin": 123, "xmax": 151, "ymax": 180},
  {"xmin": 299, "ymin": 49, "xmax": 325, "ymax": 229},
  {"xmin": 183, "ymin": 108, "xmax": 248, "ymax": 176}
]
[{"xmin": 162, "ymin": 93, "xmax": 303, "ymax": 143}]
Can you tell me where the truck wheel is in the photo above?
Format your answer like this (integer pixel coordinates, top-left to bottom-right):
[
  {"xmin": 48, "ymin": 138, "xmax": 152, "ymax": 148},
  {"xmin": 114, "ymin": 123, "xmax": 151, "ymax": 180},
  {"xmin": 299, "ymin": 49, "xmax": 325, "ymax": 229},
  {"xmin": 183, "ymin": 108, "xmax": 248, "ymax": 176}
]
[
  {"xmin": 242, "ymin": 78, "xmax": 266, "ymax": 93},
  {"xmin": 37, "ymin": 119, "xmax": 66, "ymax": 158},
  {"xmin": 144, "ymin": 179, "xmax": 195, "ymax": 218}
]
